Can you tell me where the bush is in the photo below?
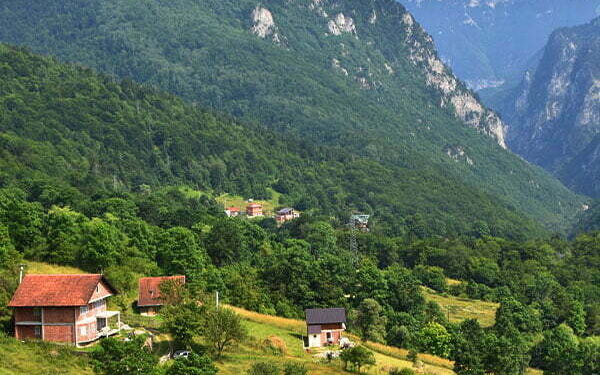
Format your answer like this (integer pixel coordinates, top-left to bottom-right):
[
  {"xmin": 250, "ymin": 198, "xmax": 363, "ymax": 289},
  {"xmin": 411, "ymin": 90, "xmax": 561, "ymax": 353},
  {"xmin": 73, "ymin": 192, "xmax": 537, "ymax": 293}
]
[
  {"xmin": 389, "ymin": 368, "xmax": 416, "ymax": 375},
  {"xmin": 340, "ymin": 346, "xmax": 376, "ymax": 373},
  {"xmin": 283, "ymin": 363, "xmax": 307, "ymax": 375},
  {"xmin": 247, "ymin": 362, "xmax": 280, "ymax": 375},
  {"xmin": 263, "ymin": 335, "xmax": 287, "ymax": 356}
]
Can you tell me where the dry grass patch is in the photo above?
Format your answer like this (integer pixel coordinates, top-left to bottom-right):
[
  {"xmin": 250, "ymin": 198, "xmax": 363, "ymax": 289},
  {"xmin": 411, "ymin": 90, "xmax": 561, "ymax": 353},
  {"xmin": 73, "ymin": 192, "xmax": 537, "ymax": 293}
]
[
  {"xmin": 229, "ymin": 306, "xmax": 305, "ymax": 334},
  {"xmin": 423, "ymin": 288, "xmax": 498, "ymax": 327},
  {"xmin": 25, "ymin": 261, "xmax": 86, "ymax": 275}
]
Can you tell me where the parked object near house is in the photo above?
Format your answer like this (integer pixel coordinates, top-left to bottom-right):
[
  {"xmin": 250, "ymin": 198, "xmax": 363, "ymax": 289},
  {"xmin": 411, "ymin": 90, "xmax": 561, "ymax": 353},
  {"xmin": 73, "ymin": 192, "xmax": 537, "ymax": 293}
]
[
  {"xmin": 275, "ymin": 207, "xmax": 300, "ymax": 224},
  {"xmin": 246, "ymin": 202, "xmax": 263, "ymax": 217},
  {"xmin": 225, "ymin": 207, "xmax": 241, "ymax": 217},
  {"xmin": 138, "ymin": 275, "xmax": 185, "ymax": 316},
  {"xmin": 8, "ymin": 274, "xmax": 120, "ymax": 346},
  {"xmin": 305, "ymin": 308, "xmax": 347, "ymax": 348}
]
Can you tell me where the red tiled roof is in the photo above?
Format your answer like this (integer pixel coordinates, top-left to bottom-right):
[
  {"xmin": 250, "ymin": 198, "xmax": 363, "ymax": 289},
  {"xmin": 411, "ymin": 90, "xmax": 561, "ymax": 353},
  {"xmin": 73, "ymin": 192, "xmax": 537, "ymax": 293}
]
[
  {"xmin": 138, "ymin": 276, "xmax": 185, "ymax": 307},
  {"xmin": 9, "ymin": 274, "xmax": 116, "ymax": 307},
  {"xmin": 247, "ymin": 203, "xmax": 262, "ymax": 208},
  {"xmin": 227, "ymin": 207, "xmax": 241, "ymax": 212}
]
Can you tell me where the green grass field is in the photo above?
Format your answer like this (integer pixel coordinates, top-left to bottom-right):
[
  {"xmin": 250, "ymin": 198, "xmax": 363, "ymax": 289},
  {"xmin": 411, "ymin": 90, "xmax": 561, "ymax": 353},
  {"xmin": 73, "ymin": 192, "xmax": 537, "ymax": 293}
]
[
  {"xmin": 0, "ymin": 336, "xmax": 93, "ymax": 375},
  {"xmin": 179, "ymin": 186, "xmax": 283, "ymax": 216},
  {"xmin": 422, "ymin": 287, "xmax": 499, "ymax": 328}
]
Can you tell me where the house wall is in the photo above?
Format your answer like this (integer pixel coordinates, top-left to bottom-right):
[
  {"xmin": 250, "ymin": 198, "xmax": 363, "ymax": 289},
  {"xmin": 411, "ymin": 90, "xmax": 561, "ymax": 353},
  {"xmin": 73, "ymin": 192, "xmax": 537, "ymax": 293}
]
[
  {"xmin": 14, "ymin": 308, "xmax": 39, "ymax": 322},
  {"xmin": 16, "ymin": 325, "xmax": 39, "ymax": 340},
  {"xmin": 45, "ymin": 307, "xmax": 76, "ymax": 323},
  {"xmin": 13, "ymin": 297, "xmax": 111, "ymax": 344},
  {"xmin": 308, "ymin": 332, "xmax": 322, "ymax": 348},
  {"xmin": 44, "ymin": 325, "xmax": 74, "ymax": 343},
  {"xmin": 140, "ymin": 306, "xmax": 159, "ymax": 316},
  {"xmin": 89, "ymin": 281, "xmax": 113, "ymax": 302}
]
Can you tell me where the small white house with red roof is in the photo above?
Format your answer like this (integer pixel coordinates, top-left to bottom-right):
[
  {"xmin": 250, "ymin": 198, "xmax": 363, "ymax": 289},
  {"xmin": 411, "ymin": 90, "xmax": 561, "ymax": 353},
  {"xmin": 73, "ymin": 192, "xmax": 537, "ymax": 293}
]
[{"xmin": 8, "ymin": 274, "xmax": 120, "ymax": 346}]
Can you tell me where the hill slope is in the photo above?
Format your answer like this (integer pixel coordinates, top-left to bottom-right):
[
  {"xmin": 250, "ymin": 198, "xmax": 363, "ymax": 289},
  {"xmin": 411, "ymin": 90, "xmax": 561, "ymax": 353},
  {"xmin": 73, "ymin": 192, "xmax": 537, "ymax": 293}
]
[
  {"xmin": 497, "ymin": 17, "xmax": 600, "ymax": 198},
  {"xmin": 0, "ymin": 0, "xmax": 586, "ymax": 232},
  {"xmin": 0, "ymin": 44, "xmax": 547, "ymax": 237}
]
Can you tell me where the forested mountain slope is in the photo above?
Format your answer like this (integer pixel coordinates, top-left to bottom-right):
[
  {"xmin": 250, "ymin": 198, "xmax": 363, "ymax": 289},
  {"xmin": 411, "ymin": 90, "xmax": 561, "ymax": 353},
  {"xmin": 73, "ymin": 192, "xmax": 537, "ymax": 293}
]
[
  {"xmin": 0, "ymin": 0, "xmax": 586, "ymax": 232},
  {"xmin": 496, "ymin": 17, "xmax": 600, "ymax": 198},
  {"xmin": 0, "ymin": 44, "xmax": 547, "ymax": 237},
  {"xmin": 400, "ymin": 0, "xmax": 598, "ymax": 90}
]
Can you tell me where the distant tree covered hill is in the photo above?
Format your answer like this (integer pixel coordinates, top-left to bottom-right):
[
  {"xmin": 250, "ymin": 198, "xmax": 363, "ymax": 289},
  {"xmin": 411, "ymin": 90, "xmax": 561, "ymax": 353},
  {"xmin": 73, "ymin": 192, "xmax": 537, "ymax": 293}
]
[
  {"xmin": 0, "ymin": 44, "xmax": 550, "ymax": 238},
  {"xmin": 0, "ymin": 0, "xmax": 587, "ymax": 233}
]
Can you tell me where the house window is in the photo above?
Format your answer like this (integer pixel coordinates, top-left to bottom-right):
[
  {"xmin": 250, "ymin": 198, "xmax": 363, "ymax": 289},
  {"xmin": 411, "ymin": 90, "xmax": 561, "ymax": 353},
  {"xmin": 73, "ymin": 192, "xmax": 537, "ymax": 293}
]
[
  {"xmin": 33, "ymin": 308, "xmax": 42, "ymax": 321},
  {"xmin": 34, "ymin": 326, "xmax": 41, "ymax": 338},
  {"xmin": 80, "ymin": 305, "xmax": 89, "ymax": 315},
  {"xmin": 80, "ymin": 326, "xmax": 87, "ymax": 336}
]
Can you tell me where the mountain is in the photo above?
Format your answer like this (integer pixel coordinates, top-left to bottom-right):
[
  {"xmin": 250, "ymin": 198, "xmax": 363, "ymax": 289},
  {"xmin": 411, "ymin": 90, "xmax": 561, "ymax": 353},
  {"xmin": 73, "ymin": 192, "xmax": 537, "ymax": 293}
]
[
  {"xmin": 496, "ymin": 17, "xmax": 600, "ymax": 198},
  {"xmin": 0, "ymin": 43, "xmax": 552, "ymax": 238},
  {"xmin": 400, "ymin": 0, "xmax": 599, "ymax": 90},
  {"xmin": 0, "ymin": 0, "xmax": 587, "ymax": 232}
]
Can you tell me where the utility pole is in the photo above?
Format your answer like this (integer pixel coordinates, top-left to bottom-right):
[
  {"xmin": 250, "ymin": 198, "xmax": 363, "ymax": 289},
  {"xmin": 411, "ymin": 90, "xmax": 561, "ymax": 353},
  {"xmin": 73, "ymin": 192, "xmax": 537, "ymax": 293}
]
[
  {"xmin": 19, "ymin": 264, "xmax": 25, "ymax": 284},
  {"xmin": 216, "ymin": 291, "xmax": 220, "ymax": 309}
]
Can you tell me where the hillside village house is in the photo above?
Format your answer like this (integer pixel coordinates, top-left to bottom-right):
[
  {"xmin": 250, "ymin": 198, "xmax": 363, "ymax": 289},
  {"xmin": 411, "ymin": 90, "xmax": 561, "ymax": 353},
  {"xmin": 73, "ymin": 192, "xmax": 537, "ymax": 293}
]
[
  {"xmin": 9, "ymin": 274, "xmax": 120, "ymax": 346},
  {"xmin": 137, "ymin": 275, "xmax": 186, "ymax": 316},
  {"xmin": 305, "ymin": 308, "xmax": 346, "ymax": 348},
  {"xmin": 246, "ymin": 202, "xmax": 263, "ymax": 217},
  {"xmin": 225, "ymin": 207, "xmax": 241, "ymax": 217},
  {"xmin": 275, "ymin": 207, "xmax": 300, "ymax": 224}
]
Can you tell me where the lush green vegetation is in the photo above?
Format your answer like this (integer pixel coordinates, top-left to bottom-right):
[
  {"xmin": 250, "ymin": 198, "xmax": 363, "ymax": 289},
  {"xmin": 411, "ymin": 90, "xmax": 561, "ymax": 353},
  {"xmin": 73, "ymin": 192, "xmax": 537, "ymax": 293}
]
[
  {"xmin": 0, "ymin": 23, "xmax": 597, "ymax": 375},
  {"xmin": 0, "ymin": 0, "xmax": 586, "ymax": 233},
  {"xmin": 0, "ymin": 333, "xmax": 93, "ymax": 374},
  {"xmin": 0, "ymin": 44, "xmax": 554, "ymax": 239}
]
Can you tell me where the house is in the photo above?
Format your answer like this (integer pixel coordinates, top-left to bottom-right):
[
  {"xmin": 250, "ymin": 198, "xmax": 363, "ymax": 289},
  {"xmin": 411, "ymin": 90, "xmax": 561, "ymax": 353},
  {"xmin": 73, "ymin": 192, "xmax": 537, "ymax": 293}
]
[
  {"xmin": 246, "ymin": 202, "xmax": 263, "ymax": 217},
  {"xmin": 305, "ymin": 308, "xmax": 347, "ymax": 348},
  {"xmin": 225, "ymin": 207, "xmax": 241, "ymax": 217},
  {"xmin": 137, "ymin": 276, "xmax": 186, "ymax": 316},
  {"xmin": 275, "ymin": 207, "xmax": 300, "ymax": 224},
  {"xmin": 8, "ymin": 274, "xmax": 120, "ymax": 346}
]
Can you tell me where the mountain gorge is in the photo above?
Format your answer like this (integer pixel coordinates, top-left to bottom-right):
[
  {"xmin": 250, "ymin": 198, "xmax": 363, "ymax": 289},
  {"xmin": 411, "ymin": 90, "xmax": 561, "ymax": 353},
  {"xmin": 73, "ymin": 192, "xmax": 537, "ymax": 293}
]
[
  {"xmin": 496, "ymin": 17, "xmax": 600, "ymax": 199},
  {"xmin": 401, "ymin": 0, "xmax": 598, "ymax": 90},
  {"xmin": 0, "ymin": 0, "xmax": 587, "ymax": 232}
]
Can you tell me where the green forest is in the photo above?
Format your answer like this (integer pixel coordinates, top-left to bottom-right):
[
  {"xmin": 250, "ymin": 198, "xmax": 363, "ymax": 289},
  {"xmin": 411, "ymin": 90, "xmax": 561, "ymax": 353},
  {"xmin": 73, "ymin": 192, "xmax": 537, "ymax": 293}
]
[
  {"xmin": 0, "ymin": 44, "xmax": 545, "ymax": 238},
  {"xmin": 0, "ymin": 0, "xmax": 587, "ymax": 233},
  {"xmin": 0, "ymin": 44, "xmax": 598, "ymax": 375}
]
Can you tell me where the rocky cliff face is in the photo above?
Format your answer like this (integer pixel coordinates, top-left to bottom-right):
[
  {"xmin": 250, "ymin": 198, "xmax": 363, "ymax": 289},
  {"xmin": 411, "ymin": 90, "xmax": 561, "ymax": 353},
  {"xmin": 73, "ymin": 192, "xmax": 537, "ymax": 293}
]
[
  {"xmin": 401, "ymin": 0, "xmax": 598, "ymax": 90},
  {"xmin": 258, "ymin": 0, "xmax": 508, "ymax": 146},
  {"xmin": 501, "ymin": 17, "xmax": 600, "ymax": 197}
]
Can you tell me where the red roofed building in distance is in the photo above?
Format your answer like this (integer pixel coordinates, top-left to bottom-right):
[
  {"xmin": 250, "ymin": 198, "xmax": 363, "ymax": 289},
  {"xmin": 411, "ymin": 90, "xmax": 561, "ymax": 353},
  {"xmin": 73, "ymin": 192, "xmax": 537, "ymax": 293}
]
[
  {"xmin": 275, "ymin": 207, "xmax": 300, "ymax": 224},
  {"xmin": 225, "ymin": 207, "xmax": 241, "ymax": 217},
  {"xmin": 137, "ymin": 276, "xmax": 185, "ymax": 316},
  {"xmin": 246, "ymin": 202, "xmax": 263, "ymax": 217},
  {"xmin": 8, "ymin": 274, "xmax": 120, "ymax": 346}
]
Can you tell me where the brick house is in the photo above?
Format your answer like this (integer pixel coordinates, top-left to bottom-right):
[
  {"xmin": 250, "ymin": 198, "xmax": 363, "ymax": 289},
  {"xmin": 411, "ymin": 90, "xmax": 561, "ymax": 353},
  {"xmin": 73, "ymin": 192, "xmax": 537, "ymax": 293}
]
[
  {"xmin": 305, "ymin": 308, "xmax": 346, "ymax": 348},
  {"xmin": 246, "ymin": 203, "xmax": 263, "ymax": 217},
  {"xmin": 8, "ymin": 274, "xmax": 120, "ymax": 346},
  {"xmin": 137, "ymin": 275, "xmax": 185, "ymax": 316},
  {"xmin": 225, "ymin": 207, "xmax": 241, "ymax": 217},
  {"xmin": 275, "ymin": 207, "xmax": 300, "ymax": 224}
]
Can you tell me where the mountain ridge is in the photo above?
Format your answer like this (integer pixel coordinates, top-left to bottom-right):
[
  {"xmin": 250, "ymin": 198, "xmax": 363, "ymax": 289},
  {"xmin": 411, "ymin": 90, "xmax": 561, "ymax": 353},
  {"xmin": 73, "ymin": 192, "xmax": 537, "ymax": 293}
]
[{"xmin": 496, "ymin": 17, "xmax": 600, "ymax": 198}]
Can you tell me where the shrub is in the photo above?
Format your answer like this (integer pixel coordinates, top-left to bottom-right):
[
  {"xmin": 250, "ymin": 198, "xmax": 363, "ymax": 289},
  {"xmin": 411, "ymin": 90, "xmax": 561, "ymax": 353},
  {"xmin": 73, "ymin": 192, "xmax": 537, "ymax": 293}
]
[
  {"xmin": 247, "ymin": 362, "xmax": 280, "ymax": 375},
  {"xmin": 389, "ymin": 368, "xmax": 416, "ymax": 375},
  {"xmin": 263, "ymin": 335, "xmax": 288, "ymax": 356},
  {"xmin": 283, "ymin": 362, "xmax": 307, "ymax": 375}
]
